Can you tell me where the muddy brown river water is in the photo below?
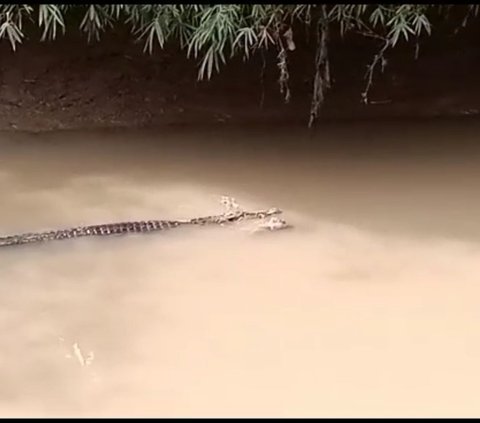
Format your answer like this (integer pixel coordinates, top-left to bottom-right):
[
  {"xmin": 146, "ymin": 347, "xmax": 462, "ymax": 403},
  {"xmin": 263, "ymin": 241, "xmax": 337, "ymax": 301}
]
[{"xmin": 1, "ymin": 119, "xmax": 480, "ymax": 417}]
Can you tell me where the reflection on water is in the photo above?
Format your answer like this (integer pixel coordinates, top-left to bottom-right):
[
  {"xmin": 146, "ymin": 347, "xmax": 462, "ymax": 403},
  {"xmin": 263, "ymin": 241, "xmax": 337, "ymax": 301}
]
[{"xmin": 1, "ymin": 120, "xmax": 480, "ymax": 417}]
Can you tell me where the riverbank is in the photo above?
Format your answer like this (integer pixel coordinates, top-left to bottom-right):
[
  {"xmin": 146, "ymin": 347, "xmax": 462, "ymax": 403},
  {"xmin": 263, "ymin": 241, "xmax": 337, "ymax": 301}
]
[{"xmin": 1, "ymin": 28, "xmax": 480, "ymax": 132}]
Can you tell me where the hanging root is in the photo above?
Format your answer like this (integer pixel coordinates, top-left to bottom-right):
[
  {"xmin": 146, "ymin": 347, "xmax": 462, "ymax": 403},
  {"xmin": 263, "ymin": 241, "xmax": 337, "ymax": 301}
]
[
  {"xmin": 361, "ymin": 39, "xmax": 390, "ymax": 105},
  {"xmin": 259, "ymin": 49, "xmax": 267, "ymax": 109},
  {"xmin": 277, "ymin": 43, "xmax": 291, "ymax": 104},
  {"xmin": 308, "ymin": 5, "xmax": 331, "ymax": 129}
]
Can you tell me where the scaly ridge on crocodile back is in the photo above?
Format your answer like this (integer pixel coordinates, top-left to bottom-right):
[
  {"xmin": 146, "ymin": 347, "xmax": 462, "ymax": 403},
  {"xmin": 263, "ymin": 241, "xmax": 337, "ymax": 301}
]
[{"xmin": 0, "ymin": 197, "xmax": 289, "ymax": 248}]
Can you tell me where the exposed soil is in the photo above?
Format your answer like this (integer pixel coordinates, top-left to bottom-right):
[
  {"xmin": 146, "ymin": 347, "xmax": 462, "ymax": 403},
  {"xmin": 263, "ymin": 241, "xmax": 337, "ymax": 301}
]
[{"xmin": 1, "ymin": 26, "xmax": 480, "ymax": 132}]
